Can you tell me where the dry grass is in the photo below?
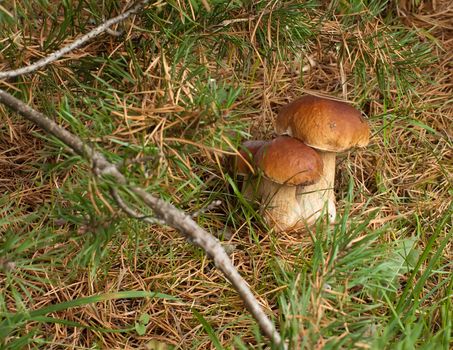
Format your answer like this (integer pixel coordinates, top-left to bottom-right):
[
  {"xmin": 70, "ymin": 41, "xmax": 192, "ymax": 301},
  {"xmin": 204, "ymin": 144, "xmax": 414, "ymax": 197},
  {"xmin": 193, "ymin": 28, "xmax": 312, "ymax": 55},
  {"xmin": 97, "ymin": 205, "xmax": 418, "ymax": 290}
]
[{"xmin": 0, "ymin": 0, "xmax": 451, "ymax": 349}]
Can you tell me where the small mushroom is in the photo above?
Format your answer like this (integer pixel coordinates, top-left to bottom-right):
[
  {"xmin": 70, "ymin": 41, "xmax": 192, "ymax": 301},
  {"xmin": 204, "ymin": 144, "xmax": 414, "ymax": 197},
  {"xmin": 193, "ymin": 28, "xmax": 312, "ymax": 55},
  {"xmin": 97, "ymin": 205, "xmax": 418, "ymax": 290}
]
[
  {"xmin": 275, "ymin": 94, "xmax": 370, "ymax": 223},
  {"xmin": 230, "ymin": 140, "xmax": 268, "ymax": 200},
  {"xmin": 254, "ymin": 136, "xmax": 323, "ymax": 232}
]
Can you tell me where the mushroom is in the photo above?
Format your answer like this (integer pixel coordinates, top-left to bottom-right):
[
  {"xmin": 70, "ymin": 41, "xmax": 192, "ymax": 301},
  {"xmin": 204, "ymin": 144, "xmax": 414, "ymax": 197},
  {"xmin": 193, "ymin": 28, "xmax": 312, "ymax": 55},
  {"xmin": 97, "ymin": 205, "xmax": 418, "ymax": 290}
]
[
  {"xmin": 230, "ymin": 140, "xmax": 268, "ymax": 200},
  {"xmin": 275, "ymin": 94, "xmax": 370, "ymax": 223},
  {"xmin": 254, "ymin": 136, "xmax": 323, "ymax": 232}
]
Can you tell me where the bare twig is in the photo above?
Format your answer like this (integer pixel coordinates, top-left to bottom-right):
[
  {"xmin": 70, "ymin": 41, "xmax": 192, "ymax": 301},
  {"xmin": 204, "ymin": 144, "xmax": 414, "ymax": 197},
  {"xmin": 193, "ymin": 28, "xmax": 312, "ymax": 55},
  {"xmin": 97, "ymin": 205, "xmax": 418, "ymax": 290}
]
[
  {"xmin": 0, "ymin": 88, "xmax": 284, "ymax": 347},
  {"xmin": 110, "ymin": 188, "xmax": 165, "ymax": 225},
  {"xmin": 0, "ymin": 0, "xmax": 150, "ymax": 80},
  {"xmin": 192, "ymin": 200, "xmax": 223, "ymax": 218},
  {"xmin": 105, "ymin": 28, "xmax": 124, "ymax": 37},
  {"xmin": 120, "ymin": 155, "xmax": 158, "ymax": 167}
]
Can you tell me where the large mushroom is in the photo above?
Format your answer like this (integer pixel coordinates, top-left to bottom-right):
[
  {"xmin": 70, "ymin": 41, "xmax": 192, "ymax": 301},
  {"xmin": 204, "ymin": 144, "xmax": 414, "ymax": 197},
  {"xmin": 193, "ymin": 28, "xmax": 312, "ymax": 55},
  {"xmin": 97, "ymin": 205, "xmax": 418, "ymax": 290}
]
[
  {"xmin": 275, "ymin": 95, "xmax": 370, "ymax": 223},
  {"xmin": 254, "ymin": 136, "xmax": 323, "ymax": 232}
]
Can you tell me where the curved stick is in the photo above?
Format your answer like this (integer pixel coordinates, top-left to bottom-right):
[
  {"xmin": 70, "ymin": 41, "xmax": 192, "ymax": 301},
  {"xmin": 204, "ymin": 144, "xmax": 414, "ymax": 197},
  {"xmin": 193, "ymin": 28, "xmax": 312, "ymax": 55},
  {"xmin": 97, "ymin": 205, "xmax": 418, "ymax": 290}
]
[{"xmin": 0, "ymin": 0, "xmax": 150, "ymax": 80}]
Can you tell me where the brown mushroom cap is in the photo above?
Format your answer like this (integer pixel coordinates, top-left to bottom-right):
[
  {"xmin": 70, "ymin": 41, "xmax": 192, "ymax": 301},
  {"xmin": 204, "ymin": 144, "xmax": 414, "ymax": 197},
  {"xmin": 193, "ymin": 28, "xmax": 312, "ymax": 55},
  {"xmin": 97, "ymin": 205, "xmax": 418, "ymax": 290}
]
[
  {"xmin": 276, "ymin": 95, "xmax": 370, "ymax": 152},
  {"xmin": 255, "ymin": 136, "xmax": 323, "ymax": 185},
  {"xmin": 233, "ymin": 140, "xmax": 268, "ymax": 175}
]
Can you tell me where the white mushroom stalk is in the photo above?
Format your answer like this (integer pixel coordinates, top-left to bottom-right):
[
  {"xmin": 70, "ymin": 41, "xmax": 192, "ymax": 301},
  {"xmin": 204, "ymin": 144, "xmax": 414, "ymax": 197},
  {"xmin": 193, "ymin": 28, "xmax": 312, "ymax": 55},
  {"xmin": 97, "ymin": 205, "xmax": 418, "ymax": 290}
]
[
  {"xmin": 296, "ymin": 150, "xmax": 336, "ymax": 224},
  {"xmin": 259, "ymin": 178, "xmax": 302, "ymax": 231}
]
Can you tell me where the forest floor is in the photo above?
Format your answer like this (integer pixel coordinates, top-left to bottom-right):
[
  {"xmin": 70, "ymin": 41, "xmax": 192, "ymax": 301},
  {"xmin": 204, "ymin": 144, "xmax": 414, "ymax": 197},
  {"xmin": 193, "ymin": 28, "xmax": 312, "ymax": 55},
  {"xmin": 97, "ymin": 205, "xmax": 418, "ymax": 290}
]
[{"xmin": 0, "ymin": 1, "xmax": 451, "ymax": 349}]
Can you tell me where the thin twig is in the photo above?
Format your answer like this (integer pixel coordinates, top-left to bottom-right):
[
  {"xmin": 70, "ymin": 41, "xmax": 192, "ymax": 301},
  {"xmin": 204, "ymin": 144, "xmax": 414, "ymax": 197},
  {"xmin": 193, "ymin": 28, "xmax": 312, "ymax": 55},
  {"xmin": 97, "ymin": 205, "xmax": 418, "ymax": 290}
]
[
  {"xmin": 192, "ymin": 200, "xmax": 223, "ymax": 218},
  {"xmin": 0, "ymin": 88, "xmax": 284, "ymax": 347},
  {"xmin": 110, "ymin": 188, "xmax": 165, "ymax": 225},
  {"xmin": 0, "ymin": 0, "xmax": 150, "ymax": 80},
  {"xmin": 119, "ymin": 155, "xmax": 158, "ymax": 167},
  {"xmin": 105, "ymin": 28, "xmax": 124, "ymax": 37}
]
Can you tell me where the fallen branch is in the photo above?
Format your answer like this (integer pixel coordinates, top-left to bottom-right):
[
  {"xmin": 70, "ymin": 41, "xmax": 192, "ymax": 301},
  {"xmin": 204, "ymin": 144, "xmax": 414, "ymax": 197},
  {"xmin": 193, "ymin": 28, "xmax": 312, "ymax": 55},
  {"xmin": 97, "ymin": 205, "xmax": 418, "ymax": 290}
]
[
  {"xmin": 0, "ymin": 0, "xmax": 150, "ymax": 80},
  {"xmin": 0, "ymin": 88, "xmax": 284, "ymax": 347}
]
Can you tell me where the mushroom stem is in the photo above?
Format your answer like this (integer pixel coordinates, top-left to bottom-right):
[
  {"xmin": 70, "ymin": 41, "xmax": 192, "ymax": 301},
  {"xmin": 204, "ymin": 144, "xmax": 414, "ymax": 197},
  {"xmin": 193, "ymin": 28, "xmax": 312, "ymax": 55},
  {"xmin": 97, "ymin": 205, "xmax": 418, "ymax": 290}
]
[
  {"xmin": 258, "ymin": 178, "xmax": 301, "ymax": 232},
  {"xmin": 296, "ymin": 151, "xmax": 336, "ymax": 223},
  {"xmin": 241, "ymin": 176, "xmax": 259, "ymax": 201},
  {"xmin": 320, "ymin": 151, "xmax": 336, "ymax": 197}
]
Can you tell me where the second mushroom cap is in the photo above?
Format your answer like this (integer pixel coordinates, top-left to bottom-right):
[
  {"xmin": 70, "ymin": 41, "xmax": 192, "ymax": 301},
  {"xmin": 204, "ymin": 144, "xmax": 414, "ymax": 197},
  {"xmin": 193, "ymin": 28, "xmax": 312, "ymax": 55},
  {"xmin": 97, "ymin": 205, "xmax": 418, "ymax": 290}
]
[{"xmin": 255, "ymin": 136, "xmax": 323, "ymax": 186}]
